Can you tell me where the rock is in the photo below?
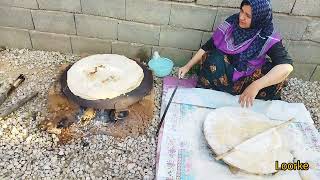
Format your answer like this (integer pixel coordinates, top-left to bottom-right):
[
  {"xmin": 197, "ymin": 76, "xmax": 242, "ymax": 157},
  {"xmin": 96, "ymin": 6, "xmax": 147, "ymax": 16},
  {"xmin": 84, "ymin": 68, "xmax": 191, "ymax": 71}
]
[
  {"xmin": 58, "ymin": 151, "xmax": 64, "ymax": 156},
  {"xmin": 127, "ymin": 163, "xmax": 135, "ymax": 170},
  {"xmin": 44, "ymin": 165, "xmax": 51, "ymax": 170}
]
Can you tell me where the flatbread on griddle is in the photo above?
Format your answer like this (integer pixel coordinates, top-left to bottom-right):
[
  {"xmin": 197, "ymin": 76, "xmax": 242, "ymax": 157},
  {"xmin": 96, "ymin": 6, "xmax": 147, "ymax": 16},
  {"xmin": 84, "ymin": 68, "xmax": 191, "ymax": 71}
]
[{"xmin": 67, "ymin": 54, "xmax": 144, "ymax": 100}]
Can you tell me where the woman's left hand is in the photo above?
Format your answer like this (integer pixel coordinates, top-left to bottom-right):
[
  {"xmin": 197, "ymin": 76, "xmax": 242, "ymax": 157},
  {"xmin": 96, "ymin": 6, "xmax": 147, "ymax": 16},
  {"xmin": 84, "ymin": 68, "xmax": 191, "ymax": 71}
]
[{"xmin": 238, "ymin": 82, "xmax": 261, "ymax": 107}]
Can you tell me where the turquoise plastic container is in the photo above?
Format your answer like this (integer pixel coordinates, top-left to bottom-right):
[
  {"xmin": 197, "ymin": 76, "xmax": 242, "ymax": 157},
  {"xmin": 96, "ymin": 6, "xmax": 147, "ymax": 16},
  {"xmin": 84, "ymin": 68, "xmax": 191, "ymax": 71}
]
[{"xmin": 148, "ymin": 52, "xmax": 174, "ymax": 77}]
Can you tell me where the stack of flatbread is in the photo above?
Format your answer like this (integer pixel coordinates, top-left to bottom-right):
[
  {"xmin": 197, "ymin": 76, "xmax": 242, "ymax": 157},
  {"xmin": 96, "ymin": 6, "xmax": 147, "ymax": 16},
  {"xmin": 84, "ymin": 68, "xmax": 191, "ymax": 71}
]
[
  {"xmin": 67, "ymin": 54, "xmax": 144, "ymax": 100},
  {"xmin": 203, "ymin": 107, "xmax": 293, "ymax": 175}
]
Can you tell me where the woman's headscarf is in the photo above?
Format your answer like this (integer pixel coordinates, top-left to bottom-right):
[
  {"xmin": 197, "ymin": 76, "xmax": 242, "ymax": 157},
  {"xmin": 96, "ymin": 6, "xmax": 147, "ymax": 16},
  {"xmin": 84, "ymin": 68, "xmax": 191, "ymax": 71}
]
[{"xmin": 219, "ymin": 0, "xmax": 275, "ymax": 71}]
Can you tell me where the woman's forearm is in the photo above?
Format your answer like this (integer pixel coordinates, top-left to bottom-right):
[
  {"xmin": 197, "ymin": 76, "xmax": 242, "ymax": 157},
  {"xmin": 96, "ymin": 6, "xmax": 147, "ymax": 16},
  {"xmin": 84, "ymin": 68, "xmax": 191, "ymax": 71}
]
[
  {"xmin": 185, "ymin": 48, "xmax": 206, "ymax": 69},
  {"xmin": 254, "ymin": 64, "xmax": 293, "ymax": 90}
]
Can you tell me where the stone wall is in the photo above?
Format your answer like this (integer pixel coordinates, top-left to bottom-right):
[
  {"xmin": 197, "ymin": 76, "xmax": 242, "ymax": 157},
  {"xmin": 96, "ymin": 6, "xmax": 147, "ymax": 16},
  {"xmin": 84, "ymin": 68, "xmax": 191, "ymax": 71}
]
[{"xmin": 0, "ymin": 0, "xmax": 319, "ymax": 81}]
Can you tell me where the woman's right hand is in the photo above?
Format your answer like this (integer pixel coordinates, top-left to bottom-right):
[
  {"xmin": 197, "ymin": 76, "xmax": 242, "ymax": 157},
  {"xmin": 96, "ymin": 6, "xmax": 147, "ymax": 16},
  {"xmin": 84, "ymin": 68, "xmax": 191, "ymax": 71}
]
[{"xmin": 178, "ymin": 65, "xmax": 191, "ymax": 79}]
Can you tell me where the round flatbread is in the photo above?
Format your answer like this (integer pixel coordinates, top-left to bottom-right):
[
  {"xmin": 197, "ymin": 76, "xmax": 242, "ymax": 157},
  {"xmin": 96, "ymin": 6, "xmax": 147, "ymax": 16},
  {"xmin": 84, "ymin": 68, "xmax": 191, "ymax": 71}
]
[
  {"xmin": 203, "ymin": 107, "xmax": 293, "ymax": 175},
  {"xmin": 67, "ymin": 54, "xmax": 144, "ymax": 100}
]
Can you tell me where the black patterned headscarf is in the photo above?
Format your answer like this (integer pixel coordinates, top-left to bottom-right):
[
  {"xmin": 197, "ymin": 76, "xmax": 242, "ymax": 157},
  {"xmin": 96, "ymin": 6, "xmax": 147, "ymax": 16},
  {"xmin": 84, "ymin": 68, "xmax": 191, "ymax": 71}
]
[{"xmin": 225, "ymin": 0, "xmax": 274, "ymax": 71}]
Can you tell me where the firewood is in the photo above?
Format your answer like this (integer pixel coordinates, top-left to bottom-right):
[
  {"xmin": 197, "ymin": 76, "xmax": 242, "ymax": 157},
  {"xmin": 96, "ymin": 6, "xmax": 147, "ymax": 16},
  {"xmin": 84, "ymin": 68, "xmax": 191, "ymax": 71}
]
[{"xmin": 0, "ymin": 92, "xmax": 38, "ymax": 118}]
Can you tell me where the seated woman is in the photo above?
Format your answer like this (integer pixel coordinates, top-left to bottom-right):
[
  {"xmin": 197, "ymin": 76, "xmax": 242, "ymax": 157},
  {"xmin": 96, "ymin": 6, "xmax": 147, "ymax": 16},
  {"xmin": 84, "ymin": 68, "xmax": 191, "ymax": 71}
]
[{"xmin": 179, "ymin": 0, "xmax": 293, "ymax": 107}]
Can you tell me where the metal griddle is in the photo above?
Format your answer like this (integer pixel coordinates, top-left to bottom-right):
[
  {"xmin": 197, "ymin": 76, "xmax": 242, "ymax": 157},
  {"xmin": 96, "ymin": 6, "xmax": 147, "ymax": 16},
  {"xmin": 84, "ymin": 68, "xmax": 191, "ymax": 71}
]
[{"xmin": 60, "ymin": 62, "xmax": 153, "ymax": 112}]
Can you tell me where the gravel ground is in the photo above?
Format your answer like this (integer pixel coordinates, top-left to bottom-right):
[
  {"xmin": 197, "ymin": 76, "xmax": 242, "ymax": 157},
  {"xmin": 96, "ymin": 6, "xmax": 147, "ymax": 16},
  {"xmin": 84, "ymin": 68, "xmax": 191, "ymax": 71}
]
[
  {"xmin": 0, "ymin": 48, "xmax": 319, "ymax": 179},
  {"xmin": 282, "ymin": 79, "xmax": 320, "ymax": 130}
]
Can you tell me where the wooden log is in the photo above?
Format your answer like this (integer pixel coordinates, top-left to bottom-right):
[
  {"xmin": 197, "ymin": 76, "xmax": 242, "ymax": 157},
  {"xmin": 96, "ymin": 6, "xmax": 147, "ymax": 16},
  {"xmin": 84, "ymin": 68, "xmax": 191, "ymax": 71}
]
[
  {"xmin": 0, "ymin": 74, "xmax": 25, "ymax": 106},
  {"xmin": 0, "ymin": 92, "xmax": 38, "ymax": 118},
  {"xmin": 0, "ymin": 86, "xmax": 11, "ymax": 107}
]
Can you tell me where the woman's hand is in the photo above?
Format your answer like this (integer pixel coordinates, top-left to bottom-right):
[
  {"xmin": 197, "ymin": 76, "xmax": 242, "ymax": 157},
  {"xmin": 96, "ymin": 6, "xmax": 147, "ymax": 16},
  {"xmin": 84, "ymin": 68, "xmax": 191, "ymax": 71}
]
[
  {"xmin": 178, "ymin": 49, "xmax": 206, "ymax": 78},
  {"xmin": 238, "ymin": 64, "xmax": 293, "ymax": 107},
  {"xmin": 178, "ymin": 65, "xmax": 191, "ymax": 79},
  {"xmin": 238, "ymin": 81, "xmax": 261, "ymax": 107}
]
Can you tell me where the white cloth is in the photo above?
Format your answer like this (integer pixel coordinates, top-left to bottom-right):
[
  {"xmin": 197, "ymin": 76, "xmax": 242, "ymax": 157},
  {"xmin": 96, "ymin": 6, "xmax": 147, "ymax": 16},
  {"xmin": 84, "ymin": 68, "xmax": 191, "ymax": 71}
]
[{"xmin": 157, "ymin": 88, "xmax": 320, "ymax": 180}]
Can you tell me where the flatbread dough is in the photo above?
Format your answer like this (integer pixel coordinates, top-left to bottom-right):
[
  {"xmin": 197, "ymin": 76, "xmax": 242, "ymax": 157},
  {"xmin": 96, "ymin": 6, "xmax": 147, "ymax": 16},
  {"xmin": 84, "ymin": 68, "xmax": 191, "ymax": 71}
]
[
  {"xmin": 203, "ymin": 107, "xmax": 293, "ymax": 175},
  {"xmin": 67, "ymin": 54, "xmax": 144, "ymax": 100}
]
